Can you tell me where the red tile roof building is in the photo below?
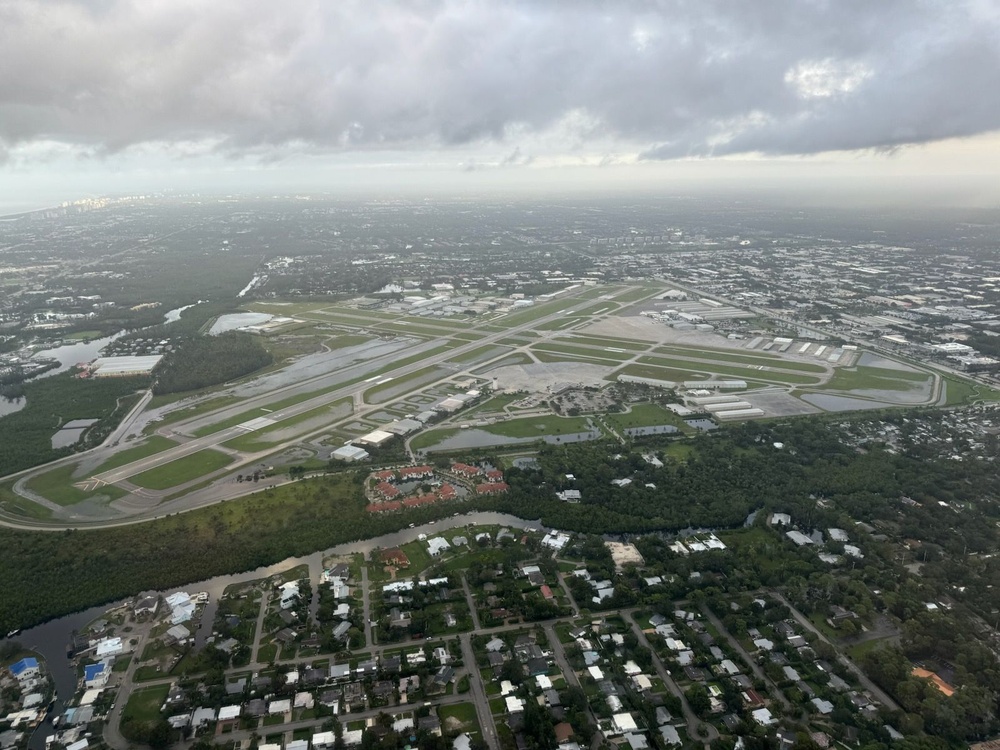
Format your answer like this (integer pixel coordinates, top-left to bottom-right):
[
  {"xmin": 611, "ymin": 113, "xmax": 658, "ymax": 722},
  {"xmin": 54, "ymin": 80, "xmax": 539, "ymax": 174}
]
[
  {"xmin": 475, "ymin": 482, "xmax": 509, "ymax": 495},
  {"xmin": 399, "ymin": 465, "xmax": 434, "ymax": 479},
  {"xmin": 366, "ymin": 500, "xmax": 403, "ymax": 513},
  {"xmin": 375, "ymin": 481, "xmax": 400, "ymax": 499},
  {"xmin": 451, "ymin": 463, "xmax": 483, "ymax": 477}
]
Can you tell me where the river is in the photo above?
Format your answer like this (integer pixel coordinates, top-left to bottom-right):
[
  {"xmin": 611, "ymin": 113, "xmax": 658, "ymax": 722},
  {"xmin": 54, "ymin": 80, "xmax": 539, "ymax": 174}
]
[{"xmin": 8, "ymin": 512, "xmax": 544, "ymax": 749}]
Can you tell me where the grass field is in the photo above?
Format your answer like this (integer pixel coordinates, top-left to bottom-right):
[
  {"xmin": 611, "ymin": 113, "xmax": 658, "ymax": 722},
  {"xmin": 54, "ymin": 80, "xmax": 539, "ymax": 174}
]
[
  {"xmin": 463, "ymin": 392, "xmax": 525, "ymax": 417},
  {"xmin": 534, "ymin": 317, "xmax": 589, "ymax": 331},
  {"xmin": 534, "ymin": 351, "xmax": 623, "ymax": 366},
  {"xmin": 130, "ymin": 449, "xmax": 234, "ymax": 490},
  {"xmin": 447, "ymin": 345, "xmax": 510, "ymax": 364},
  {"xmin": 325, "ymin": 334, "xmax": 374, "ymax": 350},
  {"xmin": 25, "ymin": 465, "xmax": 127, "ymax": 506},
  {"xmin": 638, "ymin": 354, "xmax": 822, "ymax": 385},
  {"xmin": 531, "ymin": 342, "xmax": 633, "ymax": 362},
  {"xmin": 561, "ymin": 335, "xmax": 651, "ymax": 352},
  {"xmin": 614, "ymin": 286, "xmax": 662, "ymax": 303},
  {"xmin": 0, "ymin": 483, "xmax": 53, "ymax": 519},
  {"xmin": 365, "ymin": 366, "xmax": 446, "ymax": 402},
  {"xmin": 653, "ymin": 344, "xmax": 827, "ymax": 373},
  {"xmin": 613, "ymin": 362, "xmax": 708, "ymax": 383},
  {"xmin": 484, "ymin": 414, "xmax": 595, "ymax": 438},
  {"xmin": 438, "ymin": 702, "xmax": 481, "ymax": 735},
  {"xmin": 409, "ymin": 428, "xmax": 460, "ymax": 451},
  {"xmin": 493, "ymin": 297, "xmax": 585, "ymax": 329},
  {"xmin": 222, "ymin": 399, "xmax": 352, "ymax": 451},
  {"xmin": 820, "ymin": 365, "xmax": 931, "ymax": 392},
  {"xmin": 89, "ymin": 435, "xmax": 179, "ymax": 475},
  {"xmin": 605, "ymin": 403, "xmax": 689, "ymax": 432},
  {"xmin": 122, "ymin": 684, "xmax": 171, "ymax": 723}
]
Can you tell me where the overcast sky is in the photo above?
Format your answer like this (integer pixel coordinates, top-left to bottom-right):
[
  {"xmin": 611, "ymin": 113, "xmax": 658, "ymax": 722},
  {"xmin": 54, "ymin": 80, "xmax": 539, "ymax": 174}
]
[{"xmin": 3, "ymin": 0, "xmax": 1000, "ymax": 210}]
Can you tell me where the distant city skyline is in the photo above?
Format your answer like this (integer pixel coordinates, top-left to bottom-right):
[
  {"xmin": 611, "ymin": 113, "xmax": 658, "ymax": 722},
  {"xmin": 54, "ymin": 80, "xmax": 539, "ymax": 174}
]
[{"xmin": 2, "ymin": 1, "xmax": 1000, "ymax": 210}]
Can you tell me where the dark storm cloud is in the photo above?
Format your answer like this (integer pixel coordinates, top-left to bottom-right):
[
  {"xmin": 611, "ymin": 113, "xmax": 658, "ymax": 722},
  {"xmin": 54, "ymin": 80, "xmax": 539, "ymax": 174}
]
[{"xmin": 1, "ymin": 0, "xmax": 998, "ymax": 160}]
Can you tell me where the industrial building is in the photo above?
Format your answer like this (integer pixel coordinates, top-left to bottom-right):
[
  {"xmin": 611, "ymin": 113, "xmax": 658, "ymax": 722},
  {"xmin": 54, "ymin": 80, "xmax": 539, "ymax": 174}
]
[
  {"xmin": 88, "ymin": 355, "xmax": 162, "ymax": 377},
  {"xmin": 331, "ymin": 445, "xmax": 370, "ymax": 462}
]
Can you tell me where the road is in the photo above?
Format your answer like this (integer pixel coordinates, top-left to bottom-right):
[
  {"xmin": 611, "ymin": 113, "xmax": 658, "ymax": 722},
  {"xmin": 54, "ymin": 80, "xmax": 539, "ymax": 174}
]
[
  {"xmin": 459, "ymin": 633, "xmax": 500, "ymax": 750},
  {"xmin": 624, "ymin": 612, "xmax": 717, "ymax": 746},
  {"xmin": 697, "ymin": 603, "xmax": 790, "ymax": 709},
  {"xmin": 772, "ymin": 592, "xmax": 900, "ymax": 711},
  {"xmin": 360, "ymin": 565, "xmax": 374, "ymax": 647},
  {"xmin": 461, "ymin": 575, "xmax": 482, "ymax": 631}
]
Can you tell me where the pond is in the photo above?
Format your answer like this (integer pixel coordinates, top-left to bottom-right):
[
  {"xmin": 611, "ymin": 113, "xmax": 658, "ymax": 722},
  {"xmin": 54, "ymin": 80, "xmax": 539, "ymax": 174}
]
[
  {"xmin": 0, "ymin": 395, "xmax": 26, "ymax": 418},
  {"xmin": 31, "ymin": 333, "xmax": 122, "ymax": 376}
]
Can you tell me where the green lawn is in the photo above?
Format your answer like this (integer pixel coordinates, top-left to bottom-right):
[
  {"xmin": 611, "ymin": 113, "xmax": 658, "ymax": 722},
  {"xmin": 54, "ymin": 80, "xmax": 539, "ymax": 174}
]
[
  {"xmin": 613, "ymin": 286, "xmax": 662, "ymax": 303},
  {"xmin": 942, "ymin": 374, "xmax": 1000, "ymax": 405},
  {"xmin": 447, "ymin": 345, "xmax": 510, "ymax": 365},
  {"xmin": 438, "ymin": 702, "xmax": 480, "ymax": 734},
  {"xmin": 365, "ymin": 366, "xmax": 446, "ymax": 402},
  {"xmin": 606, "ymin": 403, "xmax": 689, "ymax": 432},
  {"xmin": 561, "ymin": 335, "xmax": 650, "ymax": 352},
  {"xmin": 410, "ymin": 428, "xmax": 460, "ymax": 451},
  {"xmin": 25, "ymin": 465, "xmax": 126, "ymax": 506},
  {"xmin": 820, "ymin": 365, "xmax": 931, "ymax": 392},
  {"xmin": 484, "ymin": 414, "xmax": 596, "ymax": 438},
  {"xmin": 638, "ymin": 354, "xmax": 822, "ymax": 385},
  {"xmin": 122, "ymin": 684, "xmax": 170, "ymax": 723},
  {"xmin": 613, "ymin": 363, "xmax": 707, "ymax": 383},
  {"xmin": 325, "ymin": 334, "xmax": 374, "ymax": 350},
  {"xmin": 653, "ymin": 344, "xmax": 827, "ymax": 373},
  {"xmin": 531, "ymin": 342, "xmax": 633, "ymax": 362},
  {"xmin": 89, "ymin": 435, "xmax": 179, "ymax": 475},
  {"xmin": 130, "ymin": 449, "xmax": 234, "ymax": 490}
]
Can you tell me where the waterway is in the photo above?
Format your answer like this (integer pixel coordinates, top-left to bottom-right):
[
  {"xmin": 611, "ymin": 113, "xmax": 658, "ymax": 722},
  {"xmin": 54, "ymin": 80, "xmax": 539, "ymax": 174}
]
[
  {"xmin": 7, "ymin": 512, "xmax": 544, "ymax": 749},
  {"xmin": 0, "ymin": 396, "xmax": 26, "ymax": 418},
  {"xmin": 31, "ymin": 334, "xmax": 122, "ymax": 377}
]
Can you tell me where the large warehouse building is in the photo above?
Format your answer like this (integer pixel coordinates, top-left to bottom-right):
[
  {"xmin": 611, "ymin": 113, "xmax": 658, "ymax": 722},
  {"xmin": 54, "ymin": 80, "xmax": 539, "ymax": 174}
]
[{"xmin": 89, "ymin": 355, "xmax": 163, "ymax": 377}]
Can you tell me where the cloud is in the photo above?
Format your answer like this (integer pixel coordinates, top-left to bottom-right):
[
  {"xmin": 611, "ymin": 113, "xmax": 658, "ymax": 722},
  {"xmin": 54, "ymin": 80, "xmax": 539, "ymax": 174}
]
[{"xmin": 1, "ymin": 0, "xmax": 999, "ymax": 164}]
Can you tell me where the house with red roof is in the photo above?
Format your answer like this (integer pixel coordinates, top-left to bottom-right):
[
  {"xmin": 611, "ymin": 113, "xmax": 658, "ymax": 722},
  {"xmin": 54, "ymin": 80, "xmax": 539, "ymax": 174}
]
[
  {"xmin": 452, "ymin": 463, "xmax": 483, "ymax": 478},
  {"xmin": 475, "ymin": 482, "xmax": 509, "ymax": 495},
  {"xmin": 399, "ymin": 465, "xmax": 434, "ymax": 480},
  {"xmin": 403, "ymin": 494, "xmax": 437, "ymax": 508},
  {"xmin": 376, "ymin": 482, "xmax": 400, "ymax": 499},
  {"xmin": 366, "ymin": 500, "xmax": 403, "ymax": 513}
]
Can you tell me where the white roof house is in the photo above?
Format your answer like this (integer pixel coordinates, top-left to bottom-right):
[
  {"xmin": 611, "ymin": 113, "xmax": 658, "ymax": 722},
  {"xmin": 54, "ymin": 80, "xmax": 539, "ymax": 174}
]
[
  {"xmin": 95, "ymin": 637, "xmax": 123, "ymax": 659},
  {"xmin": 612, "ymin": 713, "xmax": 638, "ymax": 734},
  {"xmin": 427, "ymin": 537, "xmax": 451, "ymax": 556}
]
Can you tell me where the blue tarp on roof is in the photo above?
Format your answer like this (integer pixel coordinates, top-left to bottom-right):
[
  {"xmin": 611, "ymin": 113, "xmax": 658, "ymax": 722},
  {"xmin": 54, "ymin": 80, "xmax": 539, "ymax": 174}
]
[{"xmin": 10, "ymin": 657, "xmax": 38, "ymax": 676}]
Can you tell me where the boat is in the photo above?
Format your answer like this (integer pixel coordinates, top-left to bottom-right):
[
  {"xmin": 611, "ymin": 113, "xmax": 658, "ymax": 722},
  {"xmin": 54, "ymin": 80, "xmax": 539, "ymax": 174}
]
[{"xmin": 6, "ymin": 629, "xmax": 20, "ymax": 638}]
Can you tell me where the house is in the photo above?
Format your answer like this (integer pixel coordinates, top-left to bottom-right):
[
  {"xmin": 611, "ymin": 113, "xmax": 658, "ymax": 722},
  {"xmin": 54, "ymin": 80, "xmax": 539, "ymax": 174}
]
[
  {"xmin": 279, "ymin": 581, "xmax": 300, "ymax": 609},
  {"xmin": 659, "ymin": 726, "xmax": 681, "ymax": 746},
  {"xmin": 134, "ymin": 593, "xmax": 159, "ymax": 617},
  {"xmin": 751, "ymin": 708, "xmax": 774, "ymax": 726},
  {"xmin": 83, "ymin": 663, "xmax": 107, "ymax": 689},
  {"xmin": 428, "ymin": 537, "xmax": 451, "ymax": 556},
  {"xmin": 9, "ymin": 658, "xmax": 40, "ymax": 682},
  {"xmin": 380, "ymin": 547, "xmax": 410, "ymax": 568},
  {"xmin": 95, "ymin": 637, "xmax": 124, "ymax": 659}
]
